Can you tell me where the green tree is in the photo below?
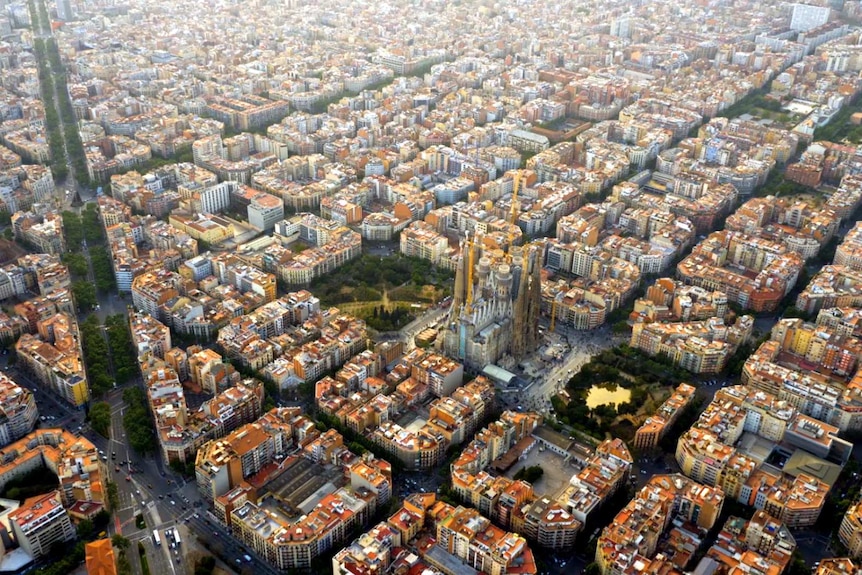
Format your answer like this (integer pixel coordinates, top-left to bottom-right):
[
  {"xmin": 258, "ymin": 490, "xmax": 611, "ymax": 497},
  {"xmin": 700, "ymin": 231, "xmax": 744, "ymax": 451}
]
[
  {"xmin": 105, "ymin": 315, "xmax": 136, "ymax": 384},
  {"xmin": 106, "ymin": 481, "xmax": 119, "ymax": 510},
  {"xmin": 123, "ymin": 387, "xmax": 155, "ymax": 454},
  {"xmin": 88, "ymin": 402, "xmax": 111, "ymax": 438},
  {"xmin": 76, "ymin": 518, "xmax": 94, "ymax": 540},
  {"xmin": 786, "ymin": 552, "xmax": 811, "ymax": 575},
  {"xmin": 93, "ymin": 509, "xmax": 110, "ymax": 530},
  {"xmin": 513, "ymin": 465, "xmax": 544, "ymax": 483},
  {"xmin": 111, "ymin": 534, "xmax": 130, "ymax": 550},
  {"xmin": 195, "ymin": 556, "xmax": 216, "ymax": 575},
  {"xmin": 61, "ymin": 211, "xmax": 83, "ymax": 249},
  {"xmin": 62, "ymin": 253, "xmax": 89, "ymax": 277},
  {"xmin": 90, "ymin": 246, "xmax": 116, "ymax": 292},
  {"xmin": 72, "ymin": 281, "xmax": 97, "ymax": 311}
]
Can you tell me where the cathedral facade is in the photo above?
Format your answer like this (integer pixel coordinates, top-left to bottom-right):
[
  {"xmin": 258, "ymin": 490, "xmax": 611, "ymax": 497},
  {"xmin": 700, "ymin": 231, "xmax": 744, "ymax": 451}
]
[{"xmin": 437, "ymin": 237, "xmax": 541, "ymax": 369}]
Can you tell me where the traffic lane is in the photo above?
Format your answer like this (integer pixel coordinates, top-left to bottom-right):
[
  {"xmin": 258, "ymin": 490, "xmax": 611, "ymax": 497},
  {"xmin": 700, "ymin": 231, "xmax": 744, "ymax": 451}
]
[
  {"xmin": 186, "ymin": 515, "xmax": 247, "ymax": 569},
  {"xmin": 186, "ymin": 514, "xmax": 278, "ymax": 575},
  {"xmin": 141, "ymin": 537, "xmax": 173, "ymax": 575},
  {"xmin": 11, "ymin": 367, "xmax": 81, "ymax": 415},
  {"xmin": 133, "ymin": 464, "xmax": 176, "ymax": 513},
  {"xmin": 107, "ymin": 400, "xmax": 141, "ymax": 533},
  {"xmin": 143, "ymin": 465, "xmax": 276, "ymax": 575},
  {"xmin": 632, "ymin": 455, "xmax": 680, "ymax": 488},
  {"xmin": 528, "ymin": 324, "xmax": 626, "ymax": 401},
  {"xmin": 794, "ymin": 531, "xmax": 835, "ymax": 566},
  {"xmin": 143, "ymin": 531, "xmax": 177, "ymax": 575},
  {"xmin": 115, "ymin": 426, "xmax": 270, "ymax": 571},
  {"xmin": 92, "ymin": 291, "xmax": 128, "ymax": 323}
]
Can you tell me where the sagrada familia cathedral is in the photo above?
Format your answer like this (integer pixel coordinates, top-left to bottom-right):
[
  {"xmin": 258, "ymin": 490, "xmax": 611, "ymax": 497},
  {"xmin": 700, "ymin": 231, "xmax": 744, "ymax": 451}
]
[{"xmin": 437, "ymin": 236, "xmax": 542, "ymax": 369}]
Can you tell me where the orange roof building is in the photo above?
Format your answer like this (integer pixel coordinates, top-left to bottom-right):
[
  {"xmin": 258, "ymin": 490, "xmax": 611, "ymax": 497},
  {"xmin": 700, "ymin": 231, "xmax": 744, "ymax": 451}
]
[{"xmin": 85, "ymin": 539, "xmax": 117, "ymax": 575}]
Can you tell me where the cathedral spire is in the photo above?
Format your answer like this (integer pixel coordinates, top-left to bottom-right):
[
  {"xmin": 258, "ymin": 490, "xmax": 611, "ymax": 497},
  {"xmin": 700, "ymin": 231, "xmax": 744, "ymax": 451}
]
[
  {"xmin": 526, "ymin": 247, "xmax": 542, "ymax": 353},
  {"xmin": 511, "ymin": 251, "xmax": 529, "ymax": 360},
  {"xmin": 450, "ymin": 236, "xmax": 468, "ymax": 318}
]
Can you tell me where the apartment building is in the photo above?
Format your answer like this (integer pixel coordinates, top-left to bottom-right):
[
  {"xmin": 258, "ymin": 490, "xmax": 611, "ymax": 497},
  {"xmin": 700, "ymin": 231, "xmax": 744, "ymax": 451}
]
[
  {"xmin": 771, "ymin": 317, "xmax": 862, "ymax": 376},
  {"xmin": 633, "ymin": 383, "xmax": 696, "ymax": 451},
  {"xmin": 129, "ymin": 311, "xmax": 172, "ymax": 361},
  {"xmin": 630, "ymin": 316, "xmax": 753, "ymax": 374},
  {"xmin": 15, "ymin": 313, "xmax": 89, "ymax": 408},
  {"xmin": 677, "ymin": 231, "xmax": 804, "ymax": 313},
  {"xmin": 194, "ymin": 181, "xmax": 235, "ymax": 214},
  {"xmin": 188, "ymin": 348, "xmax": 240, "ymax": 394},
  {"xmin": 840, "ymin": 502, "xmax": 862, "ymax": 558},
  {"xmin": 435, "ymin": 504, "xmax": 535, "ymax": 575},
  {"xmin": 797, "ymin": 266, "xmax": 862, "ymax": 315},
  {"xmin": 271, "ymin": 215, "xmax": 362, "ymax": 284},
  {"xmin": 409, "ymin": 352, "xmax": 463, "ymax": 398},
  {"xmin": 195, "ymin": 408, "xmax": 300, "ymax": 502},
  {"xmin": 835, "ymin": 222, "xmax": 862, "ymax": 271},
  {"xmin": 703, "ymin": 511, "xmax": 796, "ymax": 575},
  {"xmin": 725, "ymin": 195, "xmax": 839, "ymax": 260},
  {"xmin": 10, "ymin": 491, "xmax": 75, "ymax": 559},
  {"xmin": 146, "ymin": 356, "xmax": 264, "ymax": 466},
  {"xmin": 11, "ymin": 210, "xmax": 66, "ymax": 255},
  {"xmin": 447, "ymin": 412, "xmax": 627, "ymax": 550},
  {"xmin": 400, "ymin": 221, "xmax": 452, "ymax": 265},
  {"xmin": 0, "ymin": 374, "xmax": 38, "ymax": 447},
  {"xmin": 369, "ymin": 422, "xmax": 445, "ymax": 470},
  {"xmin": 675, "ymin": 385, "xmax": 836, "ymax": 527},
  {"xmin": 195, "ymin": 407, "xmax": 391, "ymax": 571},
  {"xmin": 0, "ymin": 428, "xmax": 104, "ymax": 511},
  {"xmin": 205, "ymin": 95, "xmax": 290, "ymax": 131},
  {"xmin": 790, "ymin": 3, "xmax": 830, "ymax": 31},
  {"xmin": 815, "ymin": 558, "xmax": 860, "ymax": 575},
  {"xmin": 560, "ymin": 438, "xmax": 633, "ymax": 525},
  {"xmin": 596, "ymin": 474, "xmax": 724, "ymax": 575},
  {"xmin": 131, "ymin": 269, "xmax": 182, "ymax": 321},
  {"xmin": 634, "ymin": 279, "xmax": 729, "ymax": 324}
]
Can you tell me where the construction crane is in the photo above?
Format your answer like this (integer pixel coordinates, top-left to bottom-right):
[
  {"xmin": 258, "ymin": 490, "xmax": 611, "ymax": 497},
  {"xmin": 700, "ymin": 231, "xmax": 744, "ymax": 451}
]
[
  {"xmin": 465, "ymin": 233, "xmax": 475, "ymax": 311},
  {"xmin": 507, "ymin": 171, "xmax": 521, "ymax": 261}
]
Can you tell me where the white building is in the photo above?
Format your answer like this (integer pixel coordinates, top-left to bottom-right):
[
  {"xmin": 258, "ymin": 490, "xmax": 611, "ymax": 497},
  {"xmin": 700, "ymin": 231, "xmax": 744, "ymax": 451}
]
[
  {"xmin": 248, "ymin": 194, "xmax": 284, "ymax": 231},
  {"xmin": 790, "ymin": 3, "xmax": 830, "ymax": 31},
  {"xmin": 0, "ymin": 375, "xmax": 38, "ymax": 447},
  {"xmin": 55, "ymin": 0, "xmax": 73, "ymax": 20},
  {"xmin": 362, "ymin": 213, "xmax": 399, "ymax": 242},
  {"xmin": 9, "ymin": 491, "xmax": 75, "ymax": 559},
  {"xmin": 199, "ymin": 182, "xmax": 236, "ymax": 214}
]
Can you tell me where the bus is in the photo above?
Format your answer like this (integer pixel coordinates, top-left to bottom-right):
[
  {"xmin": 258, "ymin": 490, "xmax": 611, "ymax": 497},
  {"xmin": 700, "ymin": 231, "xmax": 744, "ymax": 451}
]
[
  {"xmin": 173, "ymin": 529, "xmax": 181, "ymax": 546},
  {"xmin": 152, "ymin": 530, "xmax": 161, "ymax": 546}
]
